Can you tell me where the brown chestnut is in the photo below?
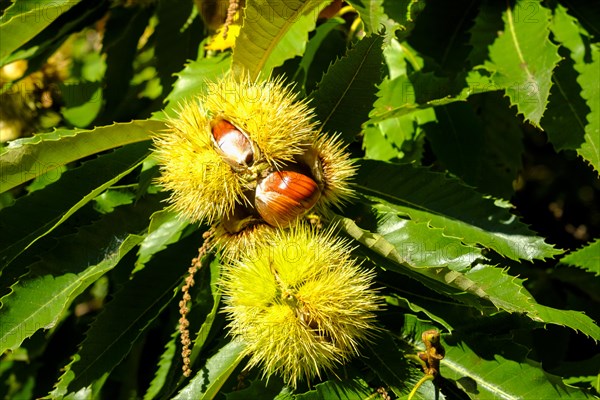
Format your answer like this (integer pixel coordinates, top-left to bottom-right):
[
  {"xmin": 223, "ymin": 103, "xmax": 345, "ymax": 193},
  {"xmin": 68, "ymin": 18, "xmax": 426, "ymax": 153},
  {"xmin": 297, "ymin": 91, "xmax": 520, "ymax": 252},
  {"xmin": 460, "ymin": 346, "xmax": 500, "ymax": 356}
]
[
  {"xmin": 255, "ymin": 170, "xmax": 321, "ymax": 227},
  {"xmin": 211, "ymin": 119, "xmax": 254, "ymax": 168}
]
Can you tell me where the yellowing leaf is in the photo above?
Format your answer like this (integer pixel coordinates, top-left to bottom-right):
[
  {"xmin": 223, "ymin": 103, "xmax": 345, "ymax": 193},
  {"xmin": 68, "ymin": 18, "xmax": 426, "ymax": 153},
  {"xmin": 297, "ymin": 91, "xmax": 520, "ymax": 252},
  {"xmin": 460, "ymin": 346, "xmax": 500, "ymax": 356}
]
[{"xmin": 205, "ymin": 25, "xmax": 240, "ymax": 51}]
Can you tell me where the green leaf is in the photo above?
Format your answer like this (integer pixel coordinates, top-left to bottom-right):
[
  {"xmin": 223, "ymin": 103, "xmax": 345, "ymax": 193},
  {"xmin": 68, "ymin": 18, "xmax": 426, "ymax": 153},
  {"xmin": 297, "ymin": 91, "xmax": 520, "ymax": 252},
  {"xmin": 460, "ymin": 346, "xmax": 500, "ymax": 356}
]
[
  {"xmin": 59, "ymin": 81, "xmax": 103, "ymax": 128},
  {"xmin": 385, "ymin": 0, "xmax": 426, "ymax": 41},
  {"xmin": 1, "ymin": 0, "xmax": 107, "ymax": 67},
  {"xmin": 26, "ymin": 165, "xmax": 67, "ymax": 193},
  {"xmin": 93, "ymin": 189, "xmax": 135, "ymax": 214},
  {"xmin": 262, "ymin": 1, "xmax": 330, "ymax": 77},
  {"xmin": 550, "ymin": 354, "xmax": 600, "ymax": 393},
  {"xmin": 336, "ymin": 214, "xmax": 599, "ymax": 337},
  {"xmin": 382, "ymin": 38, "xmax": 408, "ymax": 79},
  {"xmin": 464, "ymin": 265, "xmax": 600, "ymax": 339},
  {"xmin": 373, "ymin": 203, "xmax": 482, "ymax": 271},
  {"xmin": 355, "ymin": 160, "xmax": 561, "ymax": 261},
  {"xmin": 364, "ymin": 323, "xmax": 450, "ymax": 400},
  {"xmin": 347, "ymin": 0, "xmax": 383, "ymax": 32},
  {"xmin": 424, "ymin": 94, "xmax": 523, "ymax": 199},
  {"xmin": 143, "ymin": 329, "xmax": 178, "ymax": 400},
  {"xmin": 135, "ymin": 210, "xmax": 189, "ymax": 272},
  {"xmin": 0, "ymin": 0, "xmax": 80, "ymax": 63},
  {"xmin": 467, "ymin": 0, "xmax": 504, "ymax": 67},
  {"xmin": 442, "ymin": 337, "xmax": 592, "ymax": 399},
  {"xmin": 232, "ymin": 0, "xmax": 329, "ymax": 79},
  {"xmin": 361, "ymin": 332, "xmax": 415, "ymax": 397},
  {"xmin": 484, "ymin": 0, "xmax": 561, "ymax": 126},
  {"xmin": 549, "ymin": 4, "xmax": 600, "ymax": 174},
  {"xmin": 541, "ymin": 50, "xmax": 589, "ymax": 152},
  {"xmin": 293, "ymin": 16, "xmax": 346, "ymax": 95},
  {"xmin": 347, "ymin": 0, "xmax": 391, "ymax": 35},
  {"xmin": 367, "ymin": 74, "xmax": 435, "ymax": 122},
  {"xmin": 366, "ymin": 70, "xmax": 496, "ymax": 123},
  {"xmin": 560, "ymin": 239, "xmax": 600, "ymax": 276},
  {"xmin": 0, "ymin": 141, "xmax": 152, "ymax": 267},
  {"xmin": 0, "ymin": 196, "xmax": 163, "ymax": 354},
  {"xmin": 296, "ymin": 379, "xmax": 374, "ymax": 400},
  {"xmin": 358, "ymin": 208, "xmax": 599, "ymax": 338},
  {"xmin": 65, "ymin": 233, "xmax": 204, "ymax": 392},
  {"xmin": 335, "ymin": 214, "xmax": 497, "ymax": 310},
  {"xmin": 172, "ymin": 340, "xmax": 245, "ymax": 400},
  {"xmin": 224, "ymin": 378, "xmax": 285, "ymax": 400},
  {"xmin": 155, "ymin": 0, "xmax": 203, "ymax": 94},
  {"xmin": 311, "ymin": 34, "xmax": 384, "ymax": 144},
  {"xmin": 98, "ymin": 6, "xmax": 153, "ymax": 123},
  {"xmin": 160, "ymin": 53, "xmax": 231, "ymax": 118},
  {"xmin": 0, "ymin": 120, "xmax": 164, "ymax": 193},
  {"xmin": 363, "ymin": 107, "xmax": 431, "ymax": 162},
  {"xmin": 386, "ymin": 293, "xmax": 461, "ymax": 334}
]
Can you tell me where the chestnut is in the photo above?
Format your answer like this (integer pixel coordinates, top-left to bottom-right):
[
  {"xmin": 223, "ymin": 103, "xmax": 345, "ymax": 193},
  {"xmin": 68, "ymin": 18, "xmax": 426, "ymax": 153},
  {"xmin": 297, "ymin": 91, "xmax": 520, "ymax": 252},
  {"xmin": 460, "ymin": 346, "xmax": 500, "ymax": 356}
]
[
  {"xmin": 211, "ymin": 119, "xmax": 255, "ymax": 168},
  {"xmin": 255, "ymin": 170, "xmax": 321, "ymax": 227}
]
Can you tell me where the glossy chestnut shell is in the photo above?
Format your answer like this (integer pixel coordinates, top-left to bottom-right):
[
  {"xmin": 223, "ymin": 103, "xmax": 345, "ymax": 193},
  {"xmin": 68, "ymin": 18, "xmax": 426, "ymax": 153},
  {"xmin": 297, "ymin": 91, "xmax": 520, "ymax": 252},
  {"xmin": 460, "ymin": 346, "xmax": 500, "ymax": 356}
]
[
  {"xmin": 255, "ymin": 170, "xmax": 321, "ymax": 227},
  {"xmin": 211, "ymin": 119, "xmax": 254, "ymax": 168}
]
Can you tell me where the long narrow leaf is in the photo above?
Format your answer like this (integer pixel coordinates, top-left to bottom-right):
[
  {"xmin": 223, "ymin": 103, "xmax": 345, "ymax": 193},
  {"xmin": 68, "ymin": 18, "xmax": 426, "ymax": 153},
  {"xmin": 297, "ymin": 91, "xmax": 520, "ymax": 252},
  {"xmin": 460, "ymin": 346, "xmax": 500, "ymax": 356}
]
[
  {"xmin": 172, "ymin": 340, "xmax": 245, "ymax": 400},
  {"xmin": 233, "ymin": 0, "xmax": 328, "ymax": 79},
  {"xmin": 355, "ymin": 160, "xmax": 561, "ymax": 261},
  {"xmin": 0, "ymin": 0, "xmax": 80, "ymax": 63},
  {"xmin": 311, "ymin": 34, "xmax": 384, "ymax": 145},
  {"xmin": 0, "ymin": 141, "xmax": 152, "ymax": 267},
  {"xmin": 0, "ymin": 120, "xmax": 163, "ymax": 192},
  {"xmin": 0, "ymin": 196, "xmax": 163, "ymax": 354},
  {"xmin": 63, "ymin": 233, "xmax": 205, "ymax": 393}
]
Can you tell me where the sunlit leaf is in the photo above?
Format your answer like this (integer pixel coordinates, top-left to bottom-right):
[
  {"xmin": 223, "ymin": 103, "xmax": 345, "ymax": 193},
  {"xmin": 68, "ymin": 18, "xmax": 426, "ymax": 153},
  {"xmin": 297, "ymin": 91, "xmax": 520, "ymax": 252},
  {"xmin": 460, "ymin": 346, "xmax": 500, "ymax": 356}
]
[
  {"xmin": 160, "ymin": 53, "xmax": 231, "ymax": 118},
  {"xmin": 548, "ymin": 4, "xmax": 600, "ymax": 174},
  {"xmin": 442, "ymin": 337, "xmax": 591, "ymax": 399},
  {"xmin": 172, "ymin": 340, "xmax": 245, "ymax": 400},
  {"xmin": 135, "ymin": 210, "xmax": 189, "ymax": 272},
  {"xmin": 484, "ymin": 0, "xmax": 561, "ymax": 126},
  {"xmin": 560, "ymin": 239, "xmax": 600, "ymax": 276},
  {"xmin": 143, "ymin": 330, "xmax": 178, "ymax": 400},
  {"xmin": 0, "ymin": 142, "xmax": 152, "ymax": 267},
  {"xmin": 0, "ymin": 0, "xmax": 80, "ymax": 63},
  {"xmin": 0, "ymin": 120, "xmax": 163, "ymax": 193},
  {"xmin": 311, "ymin": 34, "xmax": 384, "ymax": 144},
  {"xmin": 373, "ymin": 203, "xmax": 483, "ymax": 271},
  {"xmin": 363, "ymin": 107, "xmax": 432, "ymax": 162},
  {"xmin": 60, "ymin": 81, "xmax": 103, "ymax": 127},
  {"xmin": 232, "ymin": 0, "xmax": 329, "ymax": 79},
  {"xmin": 464, "ymin": 265, "xmax": 600, "ymax": 339},
  {"xmin": 354, "ymin": 160, "xmax": 561, "ymax": 261},
  {"xmin": 0, "ymin": 196, "xmax": 163, "ymax": 354},
  {"xmin": 64, "ymin": 233, "xmax": 204, "ymax": 392}
]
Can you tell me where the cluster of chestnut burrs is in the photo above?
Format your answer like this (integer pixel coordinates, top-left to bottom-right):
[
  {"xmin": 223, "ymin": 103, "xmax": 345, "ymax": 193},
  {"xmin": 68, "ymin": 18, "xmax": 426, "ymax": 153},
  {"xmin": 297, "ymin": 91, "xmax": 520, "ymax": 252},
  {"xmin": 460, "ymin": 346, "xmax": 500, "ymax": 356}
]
[
  {"xmin": 153, "ymin": 76, "xmax": 369, "ymax": 384},
  {"xmin": 155, "ymin": 75, "xmax": 354, "ymax": 248}
]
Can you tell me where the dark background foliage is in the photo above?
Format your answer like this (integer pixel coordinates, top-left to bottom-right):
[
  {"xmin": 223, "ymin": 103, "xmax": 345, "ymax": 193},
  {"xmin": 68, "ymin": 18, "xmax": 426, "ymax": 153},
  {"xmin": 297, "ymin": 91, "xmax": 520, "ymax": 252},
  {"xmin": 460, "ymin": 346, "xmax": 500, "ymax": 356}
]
[{"xmin": 0, "ymin": 0, "xmax": 599, "ymax": 399}]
